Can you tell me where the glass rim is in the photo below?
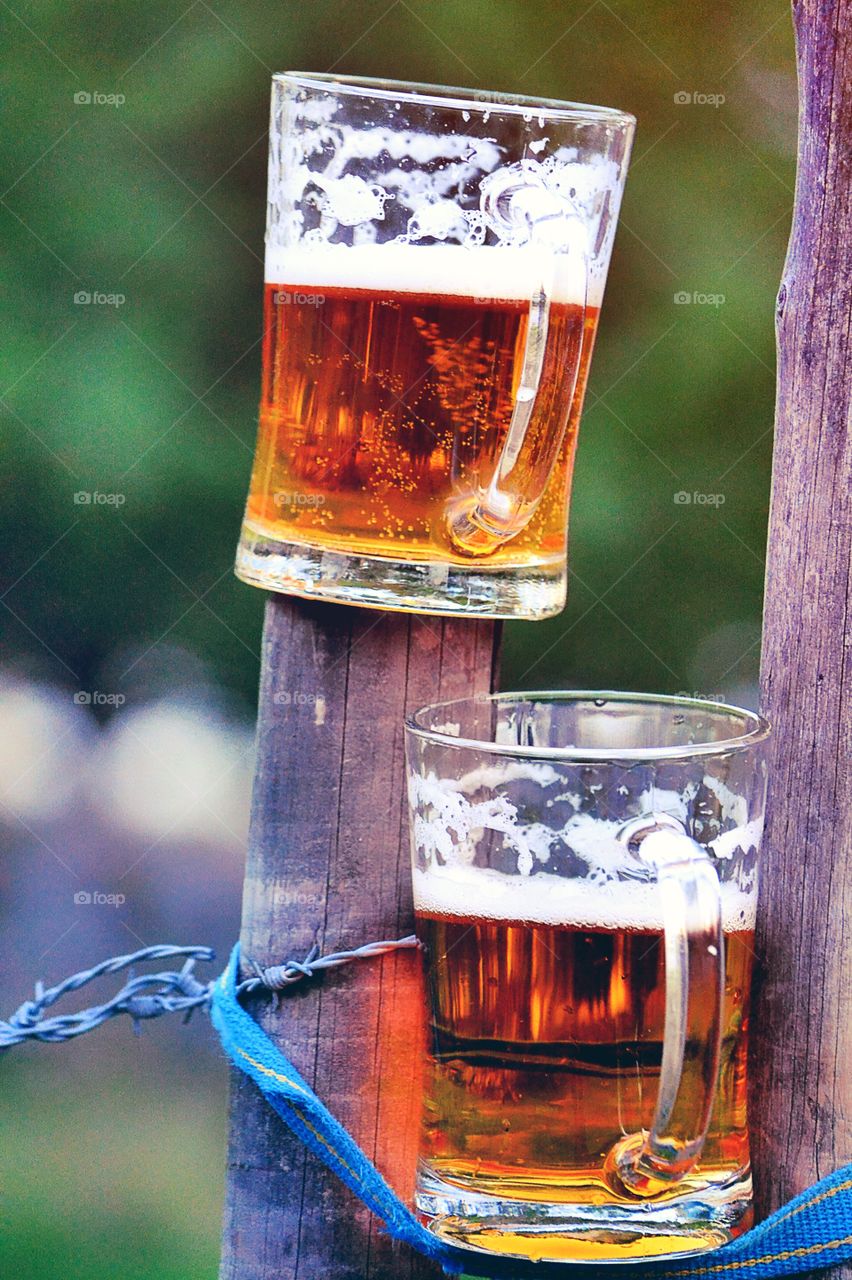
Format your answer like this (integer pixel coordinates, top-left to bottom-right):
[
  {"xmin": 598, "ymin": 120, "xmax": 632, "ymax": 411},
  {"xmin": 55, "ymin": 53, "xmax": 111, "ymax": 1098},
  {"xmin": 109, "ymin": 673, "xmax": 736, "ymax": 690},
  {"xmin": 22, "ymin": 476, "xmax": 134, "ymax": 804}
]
[
  {"xmin": 404, "ymin": 690, "xmax": 771, "ymax": 762},
  {"xmin": 275, "ymin": 71, "xmax": 636, "ymax": 128}
]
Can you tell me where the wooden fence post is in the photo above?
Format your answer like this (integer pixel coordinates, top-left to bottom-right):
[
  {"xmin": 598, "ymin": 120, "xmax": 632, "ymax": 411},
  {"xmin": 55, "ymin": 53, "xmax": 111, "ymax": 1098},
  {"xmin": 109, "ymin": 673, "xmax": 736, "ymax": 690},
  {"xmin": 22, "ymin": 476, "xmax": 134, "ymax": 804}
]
[
  {"xmin": 753, "ymin": 0, "xmax": 852, "ymax": 1256},
  {"xmin": 219, "ymin": 596, "xmax": 500, "ymax": 1279}
]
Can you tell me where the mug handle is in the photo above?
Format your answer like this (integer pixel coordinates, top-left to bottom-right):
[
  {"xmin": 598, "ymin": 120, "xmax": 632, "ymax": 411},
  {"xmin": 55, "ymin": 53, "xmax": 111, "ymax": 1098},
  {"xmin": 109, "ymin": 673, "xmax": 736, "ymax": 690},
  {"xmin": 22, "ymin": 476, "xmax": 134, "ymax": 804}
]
[
  {"xmin": 445, "ymin": 248, "xmax": 587, "ymax": 557},
  {"xmin": 606, "ymin": 817, "xmax": 725, "ymax": 1196}
]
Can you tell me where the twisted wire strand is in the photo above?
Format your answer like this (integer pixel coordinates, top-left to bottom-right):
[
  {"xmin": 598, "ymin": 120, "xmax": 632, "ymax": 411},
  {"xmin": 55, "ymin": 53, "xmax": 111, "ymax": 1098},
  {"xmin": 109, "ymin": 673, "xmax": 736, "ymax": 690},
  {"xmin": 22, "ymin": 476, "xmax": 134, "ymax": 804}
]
[
  {"xmin": 0, "ymin": 936, "xmax": 420, "ymax": 1049},
  {"xmin": 241, "ymin": 936, "xmax": 420, "ymax": 993}
]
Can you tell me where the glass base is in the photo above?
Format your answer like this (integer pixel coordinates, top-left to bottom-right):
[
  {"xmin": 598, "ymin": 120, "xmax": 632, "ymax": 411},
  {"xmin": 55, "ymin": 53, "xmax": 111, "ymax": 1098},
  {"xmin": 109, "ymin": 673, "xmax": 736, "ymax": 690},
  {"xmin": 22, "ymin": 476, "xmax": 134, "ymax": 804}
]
[
  {"xmin": 235, "ymin": 525, "xmax": 567, "ymax": 620},
  {"xmin": 416, "ymin": 1163, "xmax": 752, "ymax": 1265}
]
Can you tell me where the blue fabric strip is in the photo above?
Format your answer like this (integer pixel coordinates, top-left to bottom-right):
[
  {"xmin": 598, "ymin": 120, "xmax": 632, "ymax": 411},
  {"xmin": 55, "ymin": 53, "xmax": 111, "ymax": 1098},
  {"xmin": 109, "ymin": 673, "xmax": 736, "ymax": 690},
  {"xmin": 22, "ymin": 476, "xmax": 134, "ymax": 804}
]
[{"xmin": 210, "ymin": 943, "xmax": 852, "ymax": 1279}]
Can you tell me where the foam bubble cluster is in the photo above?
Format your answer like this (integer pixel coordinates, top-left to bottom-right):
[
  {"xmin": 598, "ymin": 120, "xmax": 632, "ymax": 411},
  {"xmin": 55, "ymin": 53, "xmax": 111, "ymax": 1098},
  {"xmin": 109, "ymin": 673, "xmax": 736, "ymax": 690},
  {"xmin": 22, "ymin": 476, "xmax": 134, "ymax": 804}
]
[{"xmin": 264, "ymin": 242, "xmax": 592, "ymax": 306}]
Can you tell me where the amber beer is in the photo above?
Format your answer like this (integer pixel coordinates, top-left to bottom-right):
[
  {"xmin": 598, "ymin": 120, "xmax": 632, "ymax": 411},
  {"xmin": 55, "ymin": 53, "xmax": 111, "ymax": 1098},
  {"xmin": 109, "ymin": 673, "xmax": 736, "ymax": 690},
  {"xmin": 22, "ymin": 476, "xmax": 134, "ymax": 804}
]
[
  {"xmin": 415, "ymin": 896, "xmax": 753, "ymax": 1253},
  {"xmin": 242, "ymin": 246, "xmax": 598, "ymax": 567}
]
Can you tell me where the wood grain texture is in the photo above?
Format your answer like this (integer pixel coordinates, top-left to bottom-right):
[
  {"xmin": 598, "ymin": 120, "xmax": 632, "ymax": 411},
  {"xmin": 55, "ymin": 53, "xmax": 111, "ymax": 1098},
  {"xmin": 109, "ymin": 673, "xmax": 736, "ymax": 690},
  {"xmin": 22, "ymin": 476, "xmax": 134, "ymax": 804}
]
[
  {"xmin": 754, "ymin": 0, "xmax": 852, "ymax": 1270},
  {"xmin": 220, "ymin": 596, "xmax": 500, "ymax": 1280}
]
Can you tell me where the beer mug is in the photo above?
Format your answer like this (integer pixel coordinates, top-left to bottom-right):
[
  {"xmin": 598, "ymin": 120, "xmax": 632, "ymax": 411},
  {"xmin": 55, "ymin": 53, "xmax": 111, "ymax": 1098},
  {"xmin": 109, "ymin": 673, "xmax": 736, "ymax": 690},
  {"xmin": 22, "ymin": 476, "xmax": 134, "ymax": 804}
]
[
  {"xmin": 236, "ymin": 74, "xmax": 634, "ymax": 618},
  {"xmin": 404, "ymin": 692, "xmax": 770, "ymax": 1263}
]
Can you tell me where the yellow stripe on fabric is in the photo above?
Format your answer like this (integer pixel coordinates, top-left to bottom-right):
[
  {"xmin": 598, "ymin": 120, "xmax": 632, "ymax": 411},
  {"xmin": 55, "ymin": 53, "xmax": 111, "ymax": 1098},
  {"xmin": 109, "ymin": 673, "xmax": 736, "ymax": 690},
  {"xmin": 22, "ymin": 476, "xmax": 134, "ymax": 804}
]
[
  {"xmin": 289, "ymin": 1105, "xmax": 364, "ymax": 1185},
  {"xmin": 771, "ymin": 1178, "xmax": 852, "ymax": 1227},
  {"xmin": 235, "ymin": 1047, "xmax": 363, "ymax": 1187},
  {"xmin": 235, "ymin": 1046, "xmax": 311, "ymax": 1097},
  {"xmin": 666, "ymin": 1233, "xmax": 852, "ymax": 1276}
]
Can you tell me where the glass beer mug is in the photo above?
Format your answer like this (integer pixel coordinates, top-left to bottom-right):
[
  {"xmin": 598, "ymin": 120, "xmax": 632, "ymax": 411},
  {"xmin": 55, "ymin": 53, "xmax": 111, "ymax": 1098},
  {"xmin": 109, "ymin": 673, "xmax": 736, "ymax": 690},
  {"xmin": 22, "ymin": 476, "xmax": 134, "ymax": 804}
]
[
  {"xmin": 404, "ymin": 692, "xmax": 770, "ymax": 1263},
  {"xmin": 236, "ymin": 74, "xmax": 634, "ymax": 618}
]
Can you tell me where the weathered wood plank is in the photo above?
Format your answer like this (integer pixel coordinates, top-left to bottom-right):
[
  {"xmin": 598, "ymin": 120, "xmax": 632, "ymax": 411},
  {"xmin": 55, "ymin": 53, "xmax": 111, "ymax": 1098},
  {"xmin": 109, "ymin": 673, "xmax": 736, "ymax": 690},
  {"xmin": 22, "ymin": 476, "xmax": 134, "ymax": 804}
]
[
  {"xmin": 754, "ymin": 0, "xmax": 852, "ymax": 1272},
  {"xmin": 220, "ymin": 596, "xmax": 500, "ymax": 1279}
]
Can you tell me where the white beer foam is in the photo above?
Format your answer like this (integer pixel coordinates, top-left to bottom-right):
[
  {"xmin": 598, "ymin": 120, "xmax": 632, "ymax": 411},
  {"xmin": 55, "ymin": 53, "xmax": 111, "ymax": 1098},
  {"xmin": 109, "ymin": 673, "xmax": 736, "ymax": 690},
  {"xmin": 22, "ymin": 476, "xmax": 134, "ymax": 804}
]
[
  {"xmin": 264, "ymin": 242, "xmax": 593, "ymax": 306},
  {"xmin": 412, "ymin": 863, "xmax": 756, "ymax": 933}
]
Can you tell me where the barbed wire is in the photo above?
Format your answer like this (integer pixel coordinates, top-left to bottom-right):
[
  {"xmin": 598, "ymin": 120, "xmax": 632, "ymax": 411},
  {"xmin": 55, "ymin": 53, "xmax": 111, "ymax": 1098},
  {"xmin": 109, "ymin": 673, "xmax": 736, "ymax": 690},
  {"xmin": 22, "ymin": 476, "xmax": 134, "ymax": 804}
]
[{"xmin": 0, "ymin": 936, "xmax": 420, "ymax": 1049}]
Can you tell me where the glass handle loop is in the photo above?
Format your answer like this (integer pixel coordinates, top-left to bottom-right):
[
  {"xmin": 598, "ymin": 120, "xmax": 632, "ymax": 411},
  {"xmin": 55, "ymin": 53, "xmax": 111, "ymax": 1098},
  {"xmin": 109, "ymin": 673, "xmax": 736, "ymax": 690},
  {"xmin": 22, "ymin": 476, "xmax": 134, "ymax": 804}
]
[
  {"xmin": 445, "ymin": 250, "xmax": 587, "ymax": 557},
  {"xmin": 606, "ymin": 814, "xmax": 725, "ymax": 1198}
]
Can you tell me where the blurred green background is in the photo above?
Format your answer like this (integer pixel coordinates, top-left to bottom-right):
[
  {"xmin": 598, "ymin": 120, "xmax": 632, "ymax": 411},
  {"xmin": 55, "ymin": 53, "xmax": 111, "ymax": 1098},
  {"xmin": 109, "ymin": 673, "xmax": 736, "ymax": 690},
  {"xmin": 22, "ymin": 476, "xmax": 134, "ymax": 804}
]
[{"xmin": 1, "ymin": 1, "xmax": 795, "ymax": 1276}]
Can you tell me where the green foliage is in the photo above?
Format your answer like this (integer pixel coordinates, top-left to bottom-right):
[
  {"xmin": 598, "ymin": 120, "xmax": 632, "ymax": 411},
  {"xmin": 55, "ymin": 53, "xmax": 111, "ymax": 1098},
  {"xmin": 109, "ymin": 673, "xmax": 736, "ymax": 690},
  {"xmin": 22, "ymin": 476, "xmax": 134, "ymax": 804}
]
[
  {"xmin": 1, "ymin": 0, "xmax": 794, "ymax": 709},
  {"xmin": 1, "ymin": 1054, "xmax": 225, "ymax": 1279}
]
